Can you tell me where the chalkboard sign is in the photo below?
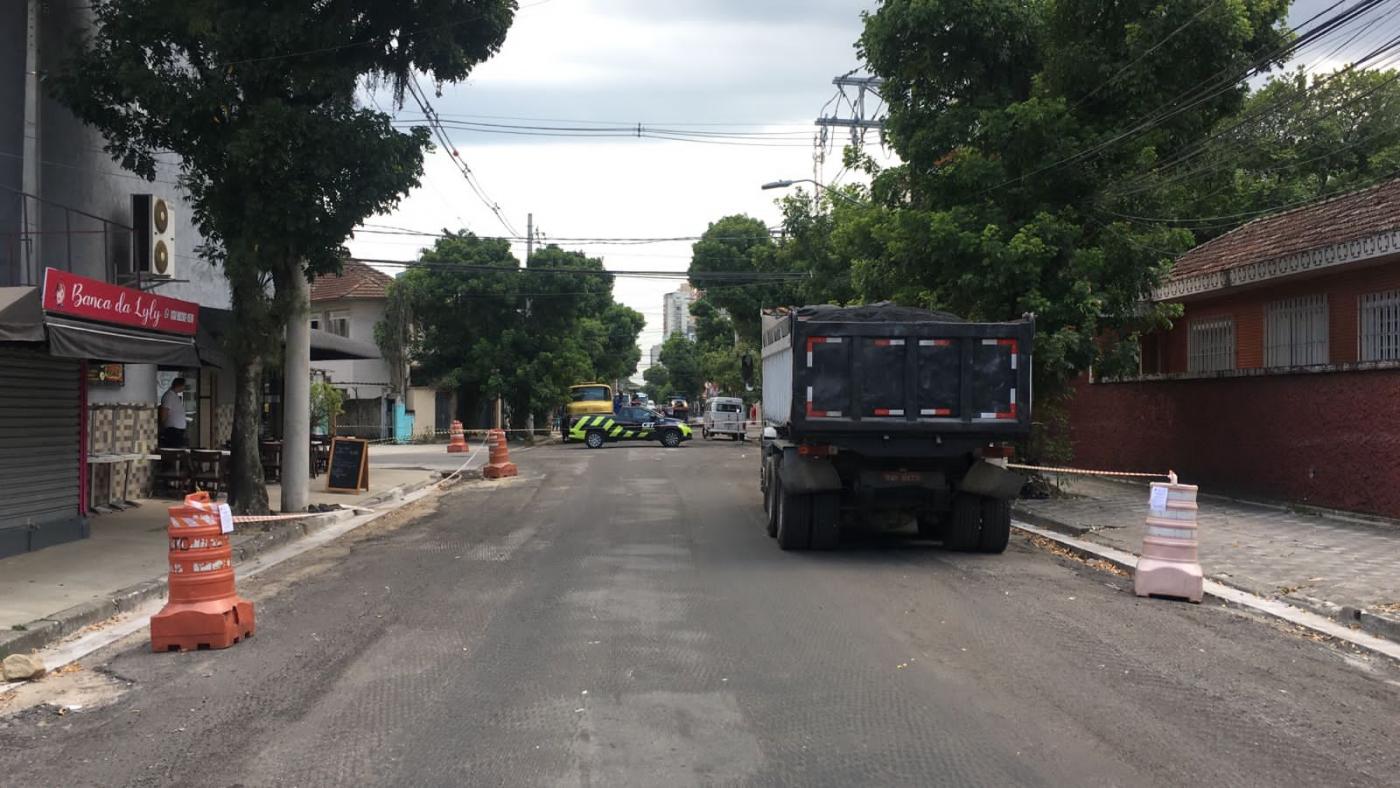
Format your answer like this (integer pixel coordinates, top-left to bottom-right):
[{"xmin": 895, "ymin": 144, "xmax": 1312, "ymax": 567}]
[{"xmin": 326, "ymin": 437, "xmax": 369, "ymax": 493}]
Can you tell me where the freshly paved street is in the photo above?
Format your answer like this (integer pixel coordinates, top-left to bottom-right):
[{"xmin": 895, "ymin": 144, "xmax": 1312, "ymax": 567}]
[{"xmin": 3, "ymin": 440, "xmax": 1399, "ymax": 786}]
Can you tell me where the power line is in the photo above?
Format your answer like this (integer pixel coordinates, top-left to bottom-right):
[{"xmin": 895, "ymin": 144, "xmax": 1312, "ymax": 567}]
[
  {"xmin": 347, "ymin": 256, "xmax": 810, "ymax": 281},
  {"xmin": 405, "ymin": 77, "xmax": 520, "ymax": 237}
]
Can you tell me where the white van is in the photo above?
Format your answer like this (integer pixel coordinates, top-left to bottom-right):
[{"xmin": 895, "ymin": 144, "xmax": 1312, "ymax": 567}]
[{"xmin": 702, "ymin": 397, "xmax": 747, "ymax": 441}]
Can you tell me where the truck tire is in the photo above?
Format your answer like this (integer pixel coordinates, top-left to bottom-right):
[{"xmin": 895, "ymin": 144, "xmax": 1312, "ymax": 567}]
[
  {"xmin": 764, "ymin": 473, "xmax": 779, "ymax": 537},
  {"xmin": 775, "ymin": 483, "xmax": 811, "ymax": 551},
  {"xmin": 809, "ymin": 493, "xmax": 840, "ymax": 550},
  {"xmin": 944, "ymin": 494, "xmax": 982, "ymax": 551},
  {"xmin": 978, "ymin": 498, "xmax": 1011, "ymax": 554},
  {"xmin": 584, "ymin": 430, "xmax": 606, "ymax": 449}
]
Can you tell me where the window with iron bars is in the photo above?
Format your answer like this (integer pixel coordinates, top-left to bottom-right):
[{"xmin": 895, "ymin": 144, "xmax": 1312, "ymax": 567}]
[
  {"xmin": 1265, "ymin": 295, "xmax": 1329, "ymax": 367},
  {"xmin": 1359, "ymin": 288, "xmax": 1400, "ymax": 362},
  {"xmin": 1188, "ymin": 317, "xmax": 1235, "ymax": 373}
]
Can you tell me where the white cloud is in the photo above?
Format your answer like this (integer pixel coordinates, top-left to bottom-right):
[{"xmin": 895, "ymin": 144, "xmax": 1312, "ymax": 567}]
[{"xmin": 353, "ymin": 0, "xmax": 887, "ymax": 365}]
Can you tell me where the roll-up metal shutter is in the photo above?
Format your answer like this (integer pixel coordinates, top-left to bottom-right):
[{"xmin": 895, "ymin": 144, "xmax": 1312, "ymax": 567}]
[{"xmin": 0, "ymin": 349, "xmax": 81, "ymax": 536}]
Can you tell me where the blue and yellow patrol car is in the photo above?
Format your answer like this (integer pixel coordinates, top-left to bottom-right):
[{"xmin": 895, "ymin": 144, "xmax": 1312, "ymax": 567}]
[{"xmin": 568, "ymin": 405, "xmax": 694, "ymax": 448}]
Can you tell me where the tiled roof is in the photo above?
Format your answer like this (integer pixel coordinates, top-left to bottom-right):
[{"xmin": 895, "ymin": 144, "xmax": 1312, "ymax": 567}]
[
  {"xmin": 310, "ymin": 260, "xmax": 394, "ymax": 302},
  {"xmin": 1170, "ymin": 177, "xmax": 1400, "ymax": 282}
]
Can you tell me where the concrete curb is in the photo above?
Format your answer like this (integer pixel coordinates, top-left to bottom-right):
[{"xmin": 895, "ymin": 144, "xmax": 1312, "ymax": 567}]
[
  {"xmin": 1012, "ymin": 502, "xmax": 1400, "ymax": 651},
  {"xmin": 0, "ymin": 505, "xmax": 362, "ymax": 659}
]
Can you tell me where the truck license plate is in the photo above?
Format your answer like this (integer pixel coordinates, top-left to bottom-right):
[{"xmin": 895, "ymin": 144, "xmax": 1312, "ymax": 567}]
[{"xmin": 882, "ymin": 471, "xmax": 922, "ymax": 483}]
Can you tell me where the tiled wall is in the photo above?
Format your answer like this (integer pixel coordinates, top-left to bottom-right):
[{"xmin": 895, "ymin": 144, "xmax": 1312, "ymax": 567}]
[
  {"xmin": 215, "ymin": 404, "xmax": 233, "ymax": 446},
  {"xmin": 87, "ymin": 403, "xmax": 158, "ymax": 500}
]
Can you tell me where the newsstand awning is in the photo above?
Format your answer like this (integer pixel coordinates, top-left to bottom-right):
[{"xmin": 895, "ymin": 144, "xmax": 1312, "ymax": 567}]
[
  {"xmin": 45, "ymin": 316, "xmax": 200, "ymax": 366},
  {"xmin": 0, "ymin": 286, "xmax": 201, "ymax": 366}
]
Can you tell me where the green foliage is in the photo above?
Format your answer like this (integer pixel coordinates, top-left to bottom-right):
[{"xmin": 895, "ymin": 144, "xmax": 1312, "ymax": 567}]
[
  {"xmin": 658, "ymin": 334, "xmax": 703, "ymax": 402},
  {"xmin": 392, "ymin": 233, "xmax": 645, "ymax": 426},
  {"xmin": 688, "ymin": 215, "xmax": 796, "ymax": 343},
  {"xmin": 309, "ymin": 381, "xmax": 344, "ymax": 433},
  {"xmin": 642, "ymin": 364, "xmax": 671, "ymax": 402},
  {"xmin": 1113, "ymin": 67, "xmax": 1400, "ymax": 241}
]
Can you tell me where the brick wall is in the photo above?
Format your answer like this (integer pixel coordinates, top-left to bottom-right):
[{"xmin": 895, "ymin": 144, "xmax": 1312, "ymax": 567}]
[{"xmin": 1067, "ymin": 369, "xmax": 1400, "ymax": 518}]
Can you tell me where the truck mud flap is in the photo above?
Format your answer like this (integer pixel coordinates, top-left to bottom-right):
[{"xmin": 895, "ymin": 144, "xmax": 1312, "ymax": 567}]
[
  {"xmin": 809, "ymin": 493, "xmax": 840, "ymax": 550},
  {"xmin": 777, "ymin": 455, "xmax": 842, "ymax": 495},
  {"xmin": 957, "ymin": 461, "xmax": 1026, "ymax": 501}
]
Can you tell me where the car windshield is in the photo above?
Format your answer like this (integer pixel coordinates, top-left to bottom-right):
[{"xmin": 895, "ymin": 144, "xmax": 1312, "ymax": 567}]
[{"xmin": 570, "ymin": 386, "xmax": 609, "ymax": 402}]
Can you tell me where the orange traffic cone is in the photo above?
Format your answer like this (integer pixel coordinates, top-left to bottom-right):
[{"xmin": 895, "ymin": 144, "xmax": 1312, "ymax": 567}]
[
  {"xmin": 483, "ymin": 429, "xmax": 518, "ymax": 479},
  {"xmin": 446, "ymin": 420, "xmax": 470, "ymax": 453},
  {"xmin": 151, "ymin": 492, "xmax": 255, "ymax": 652}
]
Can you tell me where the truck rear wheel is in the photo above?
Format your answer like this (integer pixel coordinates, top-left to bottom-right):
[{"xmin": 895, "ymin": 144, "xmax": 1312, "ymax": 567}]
[
  {"xmin": 944, "ymin": 494, "xmax": 982, "ymax": 551},
  {"xmin": 978, "ymin": 498, "xmax": 1011, "ymax": 553},
  {"xmin": 775, "ymin": 483, "xmax": 811, "ymax": 551},
  {"xmin": 764, "ymin": 474, "xmax": 779, "ymax": 537}
]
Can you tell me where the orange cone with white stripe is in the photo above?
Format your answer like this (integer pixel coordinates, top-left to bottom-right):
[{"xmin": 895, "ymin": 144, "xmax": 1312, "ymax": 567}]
[
  {"xmin": 1134, "ymin": 479, "xmax": 1203, "ymax": 603},
  {"xmin": 150, "ymin": 492, "xmax": 255, "ymax": 652}
]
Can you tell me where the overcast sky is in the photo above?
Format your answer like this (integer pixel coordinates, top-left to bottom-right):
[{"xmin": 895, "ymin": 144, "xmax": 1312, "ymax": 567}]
[{"xmin": 347, "ymin": 0, "xmax": 1364, "ymax": 381}]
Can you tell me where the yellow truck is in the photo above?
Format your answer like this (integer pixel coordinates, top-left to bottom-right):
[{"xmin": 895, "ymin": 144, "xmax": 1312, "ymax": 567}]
[{"xmin": 563, "ymin": 383, "xmax": 613, "ymax": 442}]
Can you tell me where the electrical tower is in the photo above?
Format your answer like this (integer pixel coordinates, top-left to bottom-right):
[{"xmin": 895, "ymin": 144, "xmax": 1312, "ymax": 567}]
[{"xmin": 813, "ymin": 72, "xmax": 886, "ymax": 181}]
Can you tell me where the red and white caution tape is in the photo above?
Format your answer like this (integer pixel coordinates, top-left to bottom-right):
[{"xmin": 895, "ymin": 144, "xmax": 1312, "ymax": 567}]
[{"xmin": 1006, "ymin": 463, "xmax": 1178, "ymax": 484}]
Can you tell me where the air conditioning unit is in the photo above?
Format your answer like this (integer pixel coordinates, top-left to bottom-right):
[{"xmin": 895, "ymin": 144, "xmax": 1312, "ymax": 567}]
[{"xmin": 132, "ymin": 194, "xmax": 175, "ymax": 278}]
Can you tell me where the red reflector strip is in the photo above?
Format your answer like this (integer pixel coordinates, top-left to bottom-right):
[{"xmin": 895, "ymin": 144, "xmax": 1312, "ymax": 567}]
[
  {"xmin": 919, "ymin": 408, "xmax": 952, "ymax": 416},
  {"xmin": 873, "ymin": 339, "xmax": 906, "ymax": 347},
  {"xmin": 919, "ymin": 339, "xmax": 953, "ymax": 347},
  {"xmin": 873, "ymin": 408, "xmax": 906, "ymax": 416},
  {"xmin": 995, "ymin": 404, "xmax": 1019, "ymax": 420}
]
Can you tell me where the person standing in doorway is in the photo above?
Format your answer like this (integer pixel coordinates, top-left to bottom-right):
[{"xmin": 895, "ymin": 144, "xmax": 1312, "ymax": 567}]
[{"xmin": 159, "ymin": 377, "xmax": 188, "ymax": 448}]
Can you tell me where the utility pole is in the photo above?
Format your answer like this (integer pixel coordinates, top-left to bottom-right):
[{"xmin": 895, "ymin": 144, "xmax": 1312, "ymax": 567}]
[
  {"xmin": 526, "ymin": 212, "xmax": 534, "ymax": 263},
  {"xmin": 281, "ymin": 270, "xmax": 310, "ymax": 512}
]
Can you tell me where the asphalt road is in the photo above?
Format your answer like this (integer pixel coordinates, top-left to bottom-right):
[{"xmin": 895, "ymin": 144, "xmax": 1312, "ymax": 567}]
[{"xmin": 3, "ymin": 438, "xmax": 1399, "ymax": 786}]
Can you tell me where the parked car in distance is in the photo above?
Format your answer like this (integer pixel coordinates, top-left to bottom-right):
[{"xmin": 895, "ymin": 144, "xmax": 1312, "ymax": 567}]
[{"xmin": 703, "ymin": 396, "xmax": 747, "ymax": 441}]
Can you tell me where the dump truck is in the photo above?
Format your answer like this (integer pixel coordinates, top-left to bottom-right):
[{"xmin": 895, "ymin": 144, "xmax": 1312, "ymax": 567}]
[{"xmin": 758, "ymin": 303, "xmax": 1034, "ymax": 552}]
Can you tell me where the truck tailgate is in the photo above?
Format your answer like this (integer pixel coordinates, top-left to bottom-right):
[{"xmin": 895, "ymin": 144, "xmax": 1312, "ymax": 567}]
[{"xmin": 796, "ymin": 319, "xmax": 1032, "ymax": 435}]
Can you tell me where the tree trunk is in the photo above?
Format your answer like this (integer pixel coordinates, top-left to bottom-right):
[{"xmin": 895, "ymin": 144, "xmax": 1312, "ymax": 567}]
[{"xmin": 227, "ymin": 356, "xmax": 269, "ymax": 515}]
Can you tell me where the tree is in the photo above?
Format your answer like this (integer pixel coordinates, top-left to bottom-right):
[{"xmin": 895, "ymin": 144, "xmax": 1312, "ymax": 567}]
[
  {"xmin": 688, "ymin": 215, "xmax": 796, "ymax": 344},
  {"xmin": 1116, "ymin": 67, "xmax": 1400, "ymax": 242},
  {"xmin": 658, "ymin": 334, "xmax": 703, "ymax": 402},
  {"xmin": 642, "ymin": 365, "xmax": 671, "ymax": 403},
  {"xmin": 836, "ymin": 0, "xmax": 1289, "ymax": 388},
  {"xmin": 391, "ymin": 233, "xmax": 644, "ymax": 429},
  {"xmin": 52, "ymin": 1, "xmax": 516, "ymax": 513}
]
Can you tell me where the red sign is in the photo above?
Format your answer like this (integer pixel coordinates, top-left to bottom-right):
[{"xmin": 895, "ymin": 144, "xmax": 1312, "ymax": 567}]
[{"xmin": 42, "ymin": 268, "xmax": 198, "ymax": 336}]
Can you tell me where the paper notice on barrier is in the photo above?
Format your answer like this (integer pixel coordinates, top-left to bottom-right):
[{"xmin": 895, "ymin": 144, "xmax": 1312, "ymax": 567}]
[
  {"xmin": 218, "ymin": 503, "xmax": 235, "ymax": 534},
  {"xmin": 1149, "ymin": 485, "xmax": 1168, "ymax": 514}
]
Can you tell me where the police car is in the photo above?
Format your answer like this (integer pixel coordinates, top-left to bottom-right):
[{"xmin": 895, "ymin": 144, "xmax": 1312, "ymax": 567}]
[{"xmin": 569, "ymin": 405, "xmax": 694, "ymax": 448}]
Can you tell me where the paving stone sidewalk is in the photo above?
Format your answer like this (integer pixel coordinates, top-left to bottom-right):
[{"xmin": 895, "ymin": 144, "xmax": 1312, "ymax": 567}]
[{"xmin": 1015, "ymin": 476, "xmax": 1400, "ymax": 635}]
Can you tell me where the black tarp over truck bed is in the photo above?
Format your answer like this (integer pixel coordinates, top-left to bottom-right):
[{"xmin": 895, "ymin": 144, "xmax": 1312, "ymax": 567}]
[{"xmin": 761, "ymin": 303, "xmax": 1034, "ymax": 441}]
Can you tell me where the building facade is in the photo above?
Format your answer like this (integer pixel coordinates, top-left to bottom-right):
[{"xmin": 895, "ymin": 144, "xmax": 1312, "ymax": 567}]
[
  {"xmin": 309, "ymin": 260, "xmax": 449, "ymax": 440},
  {"xmin": 662, "ymin": 283, "xmax": 695, "ymax": 340},
  {"xmin": 1068, "ymin": 178, "xmax": 1400, "ymax": 517},
  {"xmin": 0, "ymin": 3, "xmax": 240, "ymax": 557}
]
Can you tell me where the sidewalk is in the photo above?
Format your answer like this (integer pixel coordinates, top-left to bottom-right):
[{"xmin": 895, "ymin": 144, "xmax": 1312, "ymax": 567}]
[
  {"xmin": 1015, "ymin": 476, "xmax": 1400, "ymax": 642},
  {"xmin": 0, "ymin": 458, "xmax": 451, "ymax": 658}
]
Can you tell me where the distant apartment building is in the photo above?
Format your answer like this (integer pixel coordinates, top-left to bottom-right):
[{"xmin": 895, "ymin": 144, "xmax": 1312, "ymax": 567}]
[
  {"xmin": 649, "ymin": 343, "xmax": 664, "ymax": 366},
  {"xmin": 662, "ymin": 283, "xmax": 696, "ymax": 340}
]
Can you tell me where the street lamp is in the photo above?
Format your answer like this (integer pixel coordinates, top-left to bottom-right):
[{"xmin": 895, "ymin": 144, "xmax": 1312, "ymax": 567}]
[{"xmin": 760, "ymin": 178, "xmax": 864, "ymax": 205}]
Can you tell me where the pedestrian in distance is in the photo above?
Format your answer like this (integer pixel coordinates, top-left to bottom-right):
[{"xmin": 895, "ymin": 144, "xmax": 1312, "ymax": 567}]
[{"xmin": 159, "ymin": 377, "xmax": 188, "ymax": 448}]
